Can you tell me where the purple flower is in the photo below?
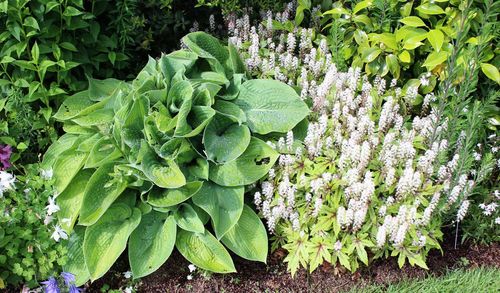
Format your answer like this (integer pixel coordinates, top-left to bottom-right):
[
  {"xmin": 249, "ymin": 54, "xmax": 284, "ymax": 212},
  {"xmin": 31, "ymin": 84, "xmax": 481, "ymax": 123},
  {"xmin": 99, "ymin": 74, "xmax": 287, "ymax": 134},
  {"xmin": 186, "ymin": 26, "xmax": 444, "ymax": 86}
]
[
  {"xmin": 69, "ymin": 284, "xmax": 83, "ymax": 293},
  {"xmin": 0, "ymin": 145, "xmax": 12, "ymax": 170},
  {"xmin": 41, "ymin": 277, "xmax": 60, "ymax": 293},
  {"xmin": 61, "ymin": 272, "xmax": 76, "ymax": 286}
]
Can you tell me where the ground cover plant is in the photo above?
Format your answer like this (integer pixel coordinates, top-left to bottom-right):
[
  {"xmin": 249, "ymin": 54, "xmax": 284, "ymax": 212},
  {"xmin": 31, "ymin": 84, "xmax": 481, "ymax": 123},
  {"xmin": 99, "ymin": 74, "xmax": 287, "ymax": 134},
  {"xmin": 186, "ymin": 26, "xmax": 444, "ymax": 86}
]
[{"xmin": 42, "ymin": 32, "xmax": 308, "ymax": 285}]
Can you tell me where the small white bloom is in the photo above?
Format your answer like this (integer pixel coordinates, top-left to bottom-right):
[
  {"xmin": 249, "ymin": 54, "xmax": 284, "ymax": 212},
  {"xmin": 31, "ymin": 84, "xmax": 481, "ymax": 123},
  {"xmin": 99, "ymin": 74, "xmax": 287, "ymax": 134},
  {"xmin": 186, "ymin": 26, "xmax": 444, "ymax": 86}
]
[
  {"xmin": 188, "ymin": 264, "xmax": 196, "ymax": 272},
  {"xmin": 45, "ymin": 196, "xmax": 60, "ymax": 215},
  {"xmin": 40, "ymin": 168, "xmax": 53, "ymax": 180},
  {"xmin": 0, "ymin": 171, "xmax": 15, "ymax": 196},
  {"xmin": 51, "ymin": 225, "xmax": 68, "ymax": 242},
  {"xmin": 334, "ymin": 240, "xmax": 342, "ymax": 251},
  {"xmin": 124, "ymin": 286, "xmax": 133, "ymax": 293},
  {"xmin": 123, "ymin": 271, "xmax": 132, "ymax": 279},
  {"xmin": 187, "ymin": 274, "xmax": 193, "ymax": 280},
  {"xmin": 495, "ymin": 218, "xmax": 500, "ymax": 225}
]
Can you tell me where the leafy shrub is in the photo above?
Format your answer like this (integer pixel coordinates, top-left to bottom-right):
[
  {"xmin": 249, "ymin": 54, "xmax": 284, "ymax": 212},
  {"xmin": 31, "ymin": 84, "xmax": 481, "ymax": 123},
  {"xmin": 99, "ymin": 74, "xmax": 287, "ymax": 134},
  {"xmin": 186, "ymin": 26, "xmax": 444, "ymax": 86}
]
[
  {"xmin": 321, "ymin": 0, "xmax": 499, "ymax": 83},
  {"xmin": 42, "ymin": 32, "xmax": 309, "ymax": 285},
  {"xmin": 196, "ymin": 0, "xmax": 290, "ymax": 12},
  {"xmin": 0, "ymin": 0, "xmax": 129, "ymax": 163},
  {"xmin": 0, "ymin": 164, "xmax": 67, "ymax": 288}
]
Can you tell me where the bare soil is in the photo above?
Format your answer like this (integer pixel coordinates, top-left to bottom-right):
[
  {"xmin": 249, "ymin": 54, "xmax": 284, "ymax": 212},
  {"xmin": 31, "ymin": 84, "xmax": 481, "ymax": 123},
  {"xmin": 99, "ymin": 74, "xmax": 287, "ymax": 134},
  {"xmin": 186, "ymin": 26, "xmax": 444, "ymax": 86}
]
[{"xmin": 83, "ymin": 239, "xmax": 500, "ymax": 293}]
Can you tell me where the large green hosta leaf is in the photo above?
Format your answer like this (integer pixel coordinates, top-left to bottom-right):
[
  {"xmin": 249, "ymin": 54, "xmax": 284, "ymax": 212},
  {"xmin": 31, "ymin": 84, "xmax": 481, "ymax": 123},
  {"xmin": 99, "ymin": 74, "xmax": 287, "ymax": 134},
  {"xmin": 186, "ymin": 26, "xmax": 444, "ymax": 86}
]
[
  {"xmin": 84, "ymin": 203, "xmax": 141, "ymax": 281},
  {"xmin": 79, "ymin": 164, "xmax": 128, "ymax": 226},
  {"xmin": 176, "ymin": 229, "xmax": 236, "ymax": 273},
  {"xmin": 53, "ymin": 149, "xmax": 88, "ymax": 193},
  {"xmin": 174, "ymin": 203, "xmax": 205, "ymax": 233},
  {"xmin": 147, "ymin": 181, "xmax": 203, "ymax": 207},
  {"xmin": 192, "ymin": 182, "xmax": 244, "ymax": 239},
  {"xmin": 209, "ymin": 137, "xmax": 279, "ymax": 186},
  {"xmin": 85, "ymin": 137, "xmax": 123, "ymax": 168},
  {"xmin": 142, "ymin": 148, "xmax": 186, "ymax": 189},
  {"xmin": 234, "ymin": 79, "xmax": 309, "ymax": 134},
  {"xmin": 64, "ymin": 226, "xmax": 90, "ymax": 286},
  {"xmin": 41, "ymin": 134, "xmax": 79, "ymax": 170},
  {"xmin": 182, "ymin": 32, "xmax": 229, "ymax": 66},
  {"xmin": 129, "ymin": 212, "xmax": 176, "ymax": 278},
  {"xmin": 57, "ymin": 170, "xmax": 94, "ymax": 233},
  {"xmin": 221, "ymin": 205, "xmax": 268, "ymax": 263},
  {"xmin": 203, "ymin": 114, "xmax": 250, "ymax": 163}
]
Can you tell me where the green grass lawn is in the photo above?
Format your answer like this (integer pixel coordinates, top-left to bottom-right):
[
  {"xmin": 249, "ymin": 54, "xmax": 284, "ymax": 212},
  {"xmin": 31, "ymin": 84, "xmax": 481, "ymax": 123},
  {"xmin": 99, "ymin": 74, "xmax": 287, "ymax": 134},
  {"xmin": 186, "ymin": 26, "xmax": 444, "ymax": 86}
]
[{"xmin": 349, "ymin": 267, "xmax": 500, "ymax": 293}]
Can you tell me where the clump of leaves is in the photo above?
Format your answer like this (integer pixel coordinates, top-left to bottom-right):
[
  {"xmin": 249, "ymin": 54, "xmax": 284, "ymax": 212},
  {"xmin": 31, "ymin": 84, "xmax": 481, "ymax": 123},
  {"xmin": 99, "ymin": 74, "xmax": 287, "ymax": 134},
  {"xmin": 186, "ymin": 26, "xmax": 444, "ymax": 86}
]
[
  {"xmin": 43, "ymin": 32, "xmax": 309, "ymax": 285},
  {"xmin": 0, "ymin": 164, "xmax": 67, "ymax": 288}
]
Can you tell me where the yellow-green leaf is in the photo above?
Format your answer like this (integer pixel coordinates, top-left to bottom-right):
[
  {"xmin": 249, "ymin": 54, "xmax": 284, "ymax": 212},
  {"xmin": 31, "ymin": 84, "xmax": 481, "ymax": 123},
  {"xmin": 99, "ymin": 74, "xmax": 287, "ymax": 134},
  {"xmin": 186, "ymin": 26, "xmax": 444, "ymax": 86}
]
[
  {"xmin": 399, "ymin": 50, "xmax": 411, "ymax": 63},
  {"xmin": 399, "ymin": 16, "xmax": 426, "ymax": 27},
  {"xmin": 480, "ymin": 63, "xmax": 500, "ymax": 84},
  {"xmin": 427, "ymin": 29, "xmax": 444, "ymax": 52},
  {"xmin": 422, "ymin": 51, "xmax": 448, "ymax": 69}
]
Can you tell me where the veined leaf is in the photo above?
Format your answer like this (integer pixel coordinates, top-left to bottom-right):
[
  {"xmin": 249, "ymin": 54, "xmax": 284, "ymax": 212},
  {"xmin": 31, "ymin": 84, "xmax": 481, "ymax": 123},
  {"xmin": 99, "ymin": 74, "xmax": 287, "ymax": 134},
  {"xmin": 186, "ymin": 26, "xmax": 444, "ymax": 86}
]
[
  {"xmin": 192, "ymin": 181, "xmax": 244, "ymax": 239},
  {"xmin": 129, "ymin": 212, "xmax": 176, "ymax": 278},
  {"xmin": 234, "ymin": 79, "xmax": 309, "ymax": 134},
  {"xmin": 142, "ymin": 148, "xmax": 186, "ymax": 189},
  {"xmin": 203, "ymin": 114, "xmax": 251, "ymax": 163},
  {"xmin": 480, "ymin": 63, "xmax": 500, "ymax": 84},
  {"xmin": 222, "ymin": 205, "xmax": 268, "ymax": 262},
  {"xmin": 176, "ymin": 229, "xmax": 236, "ymax": 273},
  {"xmin": 57, "ymin": 170, "xmax": 94, "ymax": 233},
  {"xmin": 174, "ymin": 203, "xmax": 205, "ymax": 233},
  {"xmin": 427, "ymin": 29, "xmax": 444, "ymax": 52},
  {"xmin": 79, "ymin": 164, "xmax": 128, "ymax": 226},
  {"xmin": 84, "ymin": 203, "xmax": 141, "ymax": 281},
  {"xmin": 147, "ymin": 181, "xmax": 203, "ymax": 207},
  {"xmin": 399, "ymin": 16, "xmax": 426, "ymax": 27},
  {"xmin": 182, "ymin": 32, "xmax": 229, "ymax": 66},
  {"xmin": 63, "ymin": 226, "xmax": 90, "ymax": 286},
  {"xmin": 53, "ymin": 149, "xmax": 88, "ymax": 193}
]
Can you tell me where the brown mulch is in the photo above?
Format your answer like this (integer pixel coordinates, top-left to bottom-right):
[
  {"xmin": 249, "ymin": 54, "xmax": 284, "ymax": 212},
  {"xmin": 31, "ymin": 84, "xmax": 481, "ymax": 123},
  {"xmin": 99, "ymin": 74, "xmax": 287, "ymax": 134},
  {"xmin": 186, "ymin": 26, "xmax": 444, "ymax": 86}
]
[{"xmin": 82, "ymin": 239, "xmax": 500, "ymax": 293}]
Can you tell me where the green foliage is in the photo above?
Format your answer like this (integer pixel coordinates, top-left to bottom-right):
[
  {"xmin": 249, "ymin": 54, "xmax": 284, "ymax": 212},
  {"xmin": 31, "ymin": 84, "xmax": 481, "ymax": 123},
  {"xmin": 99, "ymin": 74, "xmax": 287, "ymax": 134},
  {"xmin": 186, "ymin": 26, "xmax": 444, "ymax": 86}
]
[
  {"xmin": 44, "ymin": 32, "xmax": 308, "ymax": 284},
  {"xmin": 322, "ymin": 0, "xmax": 499, "ymax": 84},
  {"xmin": 0, "ymin": 0, "xmax": 129, "ymax": 164},
  {"xmin": 0, "ymin": 165, "xmax": 67, "ymax": 288}
]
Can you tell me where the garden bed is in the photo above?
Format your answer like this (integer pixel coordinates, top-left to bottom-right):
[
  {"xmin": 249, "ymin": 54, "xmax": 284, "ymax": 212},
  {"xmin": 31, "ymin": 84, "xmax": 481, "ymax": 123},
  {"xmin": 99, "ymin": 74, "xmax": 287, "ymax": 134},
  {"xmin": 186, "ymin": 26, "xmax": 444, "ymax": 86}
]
[{"xmin": 81, "ymin": 238, "xmax": 499, "ymax": 292}]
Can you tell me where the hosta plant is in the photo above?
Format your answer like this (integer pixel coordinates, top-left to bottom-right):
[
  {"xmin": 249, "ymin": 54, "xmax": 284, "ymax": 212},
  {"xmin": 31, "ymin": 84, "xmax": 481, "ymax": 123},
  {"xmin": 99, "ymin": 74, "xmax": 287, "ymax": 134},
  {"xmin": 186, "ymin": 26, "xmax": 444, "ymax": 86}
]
[{"xmin": 42, "ymin": 32, "xmax": 309, "ymax": 285}]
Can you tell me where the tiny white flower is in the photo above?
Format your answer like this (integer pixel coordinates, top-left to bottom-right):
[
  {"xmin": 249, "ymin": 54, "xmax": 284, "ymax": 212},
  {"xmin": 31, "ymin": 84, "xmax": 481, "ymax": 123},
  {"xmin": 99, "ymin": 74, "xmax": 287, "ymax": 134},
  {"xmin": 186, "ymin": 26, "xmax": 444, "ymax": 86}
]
[
  {"xmin": 40, "ymin": 168, "xmax": 53, "ymax": 180},
  {"xmin": 44, "ymin": 215, "xmax": 54, "ymax": 226},
  {"xmin": 0, "ymin": 171, "xmax": 15, "ymax": 196},
  {"xmin": 187, "ymin": 274, "xmax": 193, "ymax": 280},
  {"xmin": 45, "ymin": 196, "xmax": 60, "ymax": 215},
  {"xmin": 123, "ymin": 286, "xmax": 133, "ymax": 293},
  {"xmin": 123, "ymin": 271, "xmax": 132, "ymax": 279},
  {"xmin": 334, "ymin": 240, "xmax": 342, "ymax": 251},
  {"xmin": 51, "ymin": 225, "xmax": 68, "ymax": 242},
  {"xmin": 188, "ymin": 264, "xmax": 196, "ymax": 273},
  {"xmin": 495, "ymin": 218, "xmax": 500, "ymax": 225}
]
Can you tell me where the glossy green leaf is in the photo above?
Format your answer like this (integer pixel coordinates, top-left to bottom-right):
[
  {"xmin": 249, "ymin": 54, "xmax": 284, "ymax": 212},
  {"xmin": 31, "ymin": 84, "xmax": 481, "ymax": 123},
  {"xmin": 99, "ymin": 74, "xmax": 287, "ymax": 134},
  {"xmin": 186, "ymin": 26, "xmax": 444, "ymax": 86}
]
[
  {"xmin": 234, "ymin": 79, "xmax": 309, "ymax": 134},
  {"xmin": 399, "ymin": 16, "xmax": 426, "ymax": 27},
  {"xmin": 63, "ymin": 226, "xmax": 90, "ymax": 286},
  {"xmin": 192, "ymin": 181, "xmax": 244, "ymax": 239},
  {"xmin": 361, "ymin": 47, "xmax": 382, "ymax": 63},
  {"xmin": 416, "ymin": 3, "xmax": 445, "ymax": 15},
  {"xmin": 221, "ymin": 205, "xmax": 268, "ymax": 263},
  {"xmin": 427, "ymin": 29, "xmax": 444, "ymax": 52},
  {"xmin": 176, "ymin": 229, "xmax": 236, "ymax": 273},
  {"xmin": 129, "ymin": 212, "xmax": 176, "ymax": 278},
  {"xmin": 422, "ymin": 51, "xmax": 448, "ymax": 69},
  {"xmin": 480, "ymin": 63, "xmax": 500, "ymax": 84}
]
